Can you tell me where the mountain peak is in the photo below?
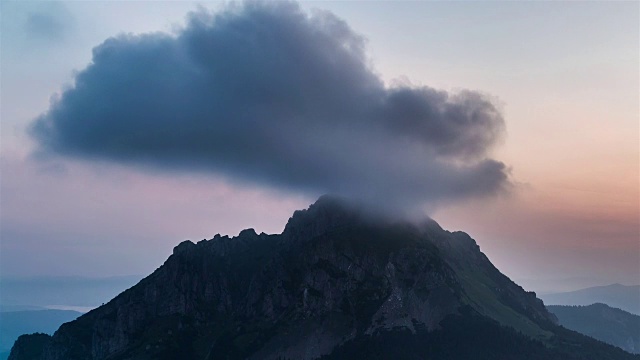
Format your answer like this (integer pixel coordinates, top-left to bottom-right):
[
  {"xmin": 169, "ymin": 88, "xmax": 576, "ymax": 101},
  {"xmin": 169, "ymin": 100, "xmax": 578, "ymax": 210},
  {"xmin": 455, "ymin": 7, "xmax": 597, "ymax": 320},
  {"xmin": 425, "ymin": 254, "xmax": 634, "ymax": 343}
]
[
  {"xmin": 172, "ymin": 239, "xmax": 195, "ymax": 255},
  {"xmin": 284, "ymin": 195, "xmax": 362, "ymax": 233},
  {"xmin": 9, "ymin": 197, "xmax": 638, "ymax": 360}
]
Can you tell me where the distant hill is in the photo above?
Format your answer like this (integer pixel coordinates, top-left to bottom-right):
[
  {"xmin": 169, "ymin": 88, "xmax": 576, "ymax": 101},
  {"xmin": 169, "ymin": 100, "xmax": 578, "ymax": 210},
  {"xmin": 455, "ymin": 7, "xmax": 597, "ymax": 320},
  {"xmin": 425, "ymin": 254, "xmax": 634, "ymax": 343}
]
[
  {"xmin": 8, "ymin": 197, "xmax": 639, "ymax": 359},
  {"xmin": 548, "ymin": 303, "xmax": 640, "ymax": 354},
  {"xmin": 541, "ymin": 284, "xmax": 640, "ymax": 315},
  {"xmin": 0, "ymin": 310, "xmax": 81, "ymax": 360},
  {"xmin": 0, "ymin": 306, "xmax": 44, "ymax": 313}
]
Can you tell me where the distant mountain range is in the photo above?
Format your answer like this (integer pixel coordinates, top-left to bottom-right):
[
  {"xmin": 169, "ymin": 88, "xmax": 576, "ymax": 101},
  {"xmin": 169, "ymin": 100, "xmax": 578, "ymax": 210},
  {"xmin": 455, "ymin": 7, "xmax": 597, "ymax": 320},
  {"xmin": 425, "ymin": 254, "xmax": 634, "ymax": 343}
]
[
  {"xmin": 548, "ymin": 303, "xmax": 640, "ymax": 354},
  {"xmin": 541, "ymin": 284, "xmax": 640, "ymax": 315},
  {"xmin": 8, "ymin": 197, "xmax": 639, "ymax": 359}
]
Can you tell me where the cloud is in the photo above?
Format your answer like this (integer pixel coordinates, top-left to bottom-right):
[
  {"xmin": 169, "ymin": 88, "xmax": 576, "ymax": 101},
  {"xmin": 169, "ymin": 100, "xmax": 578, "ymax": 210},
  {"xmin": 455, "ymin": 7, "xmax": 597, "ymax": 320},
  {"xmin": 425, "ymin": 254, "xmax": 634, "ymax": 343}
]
[
  {"xmin": 24, "ymin": 2, "xmax": 74, "ymax": 41},
  {"xmin": 31, "ymin": 1, "xmax": 509, "ymax": 211}
]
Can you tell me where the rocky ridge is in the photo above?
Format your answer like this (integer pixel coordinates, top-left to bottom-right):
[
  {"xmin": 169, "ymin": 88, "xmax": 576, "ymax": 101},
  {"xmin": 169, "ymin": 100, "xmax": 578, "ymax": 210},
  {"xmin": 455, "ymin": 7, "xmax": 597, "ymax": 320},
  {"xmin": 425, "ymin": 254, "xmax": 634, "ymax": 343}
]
[{"xmin": 9, "ymin": 196, "xmax": 639, "ymax": 359}]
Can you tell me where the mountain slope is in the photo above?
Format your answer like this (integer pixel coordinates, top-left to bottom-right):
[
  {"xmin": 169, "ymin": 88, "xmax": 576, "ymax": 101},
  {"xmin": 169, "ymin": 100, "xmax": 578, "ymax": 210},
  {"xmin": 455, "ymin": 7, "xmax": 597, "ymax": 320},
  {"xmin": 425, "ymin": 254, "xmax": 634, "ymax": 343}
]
[
  {"xmin": 541, "ymin": 284, "xmax": 640, "ymax": 315},
  {"xmin": 10, "ymin": 197, "xmax": 639, "ymax": 359},
  {"xmin": 548, "ymin": 303, "xmax": 640, "ymax": 354}
]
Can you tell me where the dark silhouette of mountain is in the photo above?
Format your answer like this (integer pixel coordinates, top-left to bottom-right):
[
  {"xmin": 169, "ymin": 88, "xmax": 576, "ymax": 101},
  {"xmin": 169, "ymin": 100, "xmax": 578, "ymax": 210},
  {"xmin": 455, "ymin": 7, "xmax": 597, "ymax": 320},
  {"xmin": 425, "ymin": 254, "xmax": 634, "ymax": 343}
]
[
  {"xmin": 7, "ymin": 334, "xmax": 51, "ymax": 360},
  {"xmin": 547, "ymin": 303, "xmax": 640, "ymax": 354},
  {"xmin": 540, "ymin": 284, "xmax": 640, "ymax": 315},
  {"xmin": 0, "ymin": 310, "xmax": 81, "ymax": 360},
  {"xmin": 9, "ymin": 197, "xmax": 640, "ymax": 359}
]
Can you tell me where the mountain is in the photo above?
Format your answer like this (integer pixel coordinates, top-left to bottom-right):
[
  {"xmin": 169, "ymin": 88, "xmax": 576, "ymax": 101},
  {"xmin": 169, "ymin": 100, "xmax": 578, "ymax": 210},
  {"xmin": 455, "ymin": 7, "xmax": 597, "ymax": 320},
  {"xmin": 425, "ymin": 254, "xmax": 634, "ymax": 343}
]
[
  {"xmin": 0, "ymin": 310, "xmax": 82, "ymax": 360},
  {"xmin": 540, "ymin": 284, "xmax": 640, "ymax": 315},
  {"xmin": 7, "ymin": 334, "xmax": 51, "ymax": 360},
  {"xmin": 9, "ymin": 197, "xmax": 639, "ymax": 359},
  {"xmin": 547, "ymin": 303, "xmax": 640, "ymax": 354}
]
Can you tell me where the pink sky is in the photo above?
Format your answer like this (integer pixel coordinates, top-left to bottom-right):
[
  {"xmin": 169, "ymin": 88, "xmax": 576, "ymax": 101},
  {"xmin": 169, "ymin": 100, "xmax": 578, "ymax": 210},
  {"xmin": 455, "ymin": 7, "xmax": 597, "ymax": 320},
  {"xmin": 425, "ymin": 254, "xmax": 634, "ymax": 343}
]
[{"xmin": 1, "ymin": 1, "xmax": 637, "ymax": 293}]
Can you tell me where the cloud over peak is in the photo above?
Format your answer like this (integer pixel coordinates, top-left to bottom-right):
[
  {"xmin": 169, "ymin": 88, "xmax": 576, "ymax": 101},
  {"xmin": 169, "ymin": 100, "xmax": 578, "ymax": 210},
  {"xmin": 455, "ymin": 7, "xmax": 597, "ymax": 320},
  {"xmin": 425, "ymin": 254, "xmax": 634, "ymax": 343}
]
[{"xmin": 32, "ymin": 1, "xmax": 509, "ymax": 211}]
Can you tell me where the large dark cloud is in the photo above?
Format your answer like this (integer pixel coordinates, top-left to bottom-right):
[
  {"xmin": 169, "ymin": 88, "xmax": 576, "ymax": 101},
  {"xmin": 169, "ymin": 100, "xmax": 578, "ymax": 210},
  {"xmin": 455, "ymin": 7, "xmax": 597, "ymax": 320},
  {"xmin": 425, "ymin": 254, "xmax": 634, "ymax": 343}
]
[{"xmin": 31, "ymin": 1, "xmax": 509, "ymax": 210}]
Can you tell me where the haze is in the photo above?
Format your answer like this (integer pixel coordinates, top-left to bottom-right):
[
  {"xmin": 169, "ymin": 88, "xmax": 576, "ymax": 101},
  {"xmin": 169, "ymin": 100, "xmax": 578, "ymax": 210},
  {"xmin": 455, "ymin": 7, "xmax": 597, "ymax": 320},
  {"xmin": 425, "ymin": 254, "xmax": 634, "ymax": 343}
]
[{"xmin": 1, "ymin": 1, "xmax": 637, "ymax": 294}]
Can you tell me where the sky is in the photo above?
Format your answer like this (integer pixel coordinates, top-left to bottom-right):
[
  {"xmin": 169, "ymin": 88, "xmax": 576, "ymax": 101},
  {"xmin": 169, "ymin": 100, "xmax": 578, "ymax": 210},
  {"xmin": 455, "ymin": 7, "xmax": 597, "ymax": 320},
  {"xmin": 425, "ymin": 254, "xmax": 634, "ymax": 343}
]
[{"xmin": 1, "ymin": 1, "xmax": 638, "ymax": 294}]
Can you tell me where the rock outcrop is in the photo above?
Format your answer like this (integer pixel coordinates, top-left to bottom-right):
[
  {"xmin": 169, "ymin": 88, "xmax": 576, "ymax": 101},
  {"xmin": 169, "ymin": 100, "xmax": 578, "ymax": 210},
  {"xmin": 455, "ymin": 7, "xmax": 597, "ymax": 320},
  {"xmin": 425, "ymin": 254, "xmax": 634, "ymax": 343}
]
[{"xmin": 8, "ymin": 334, "xmax": 51, "ymax": 360}]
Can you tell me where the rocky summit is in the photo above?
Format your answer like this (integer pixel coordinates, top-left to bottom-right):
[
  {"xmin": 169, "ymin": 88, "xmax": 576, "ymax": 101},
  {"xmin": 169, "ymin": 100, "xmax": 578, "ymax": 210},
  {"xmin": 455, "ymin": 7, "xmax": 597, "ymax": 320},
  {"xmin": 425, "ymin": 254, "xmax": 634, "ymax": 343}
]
[{"xmin": 9, "ymin": 196, "xmax": 639, "ymax": 359}]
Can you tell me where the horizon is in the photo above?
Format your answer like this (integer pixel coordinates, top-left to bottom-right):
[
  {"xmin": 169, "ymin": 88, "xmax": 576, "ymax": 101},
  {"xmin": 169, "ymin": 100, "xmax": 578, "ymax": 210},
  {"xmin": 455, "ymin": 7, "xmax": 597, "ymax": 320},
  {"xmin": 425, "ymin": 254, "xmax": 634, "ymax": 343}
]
[
  {"xmin": 0, "ymin": 194, "xmax": 637, "ymax": 295},
  {"xmin": 1, "ymin": 1, "xmax": 638, "ymax": 296}
]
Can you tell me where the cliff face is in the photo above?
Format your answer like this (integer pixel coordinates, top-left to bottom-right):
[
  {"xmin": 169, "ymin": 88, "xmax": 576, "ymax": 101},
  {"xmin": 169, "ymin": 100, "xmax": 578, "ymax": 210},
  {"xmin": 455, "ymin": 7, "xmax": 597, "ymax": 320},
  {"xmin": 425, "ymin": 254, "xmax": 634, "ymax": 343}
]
[{"xmin": 11, "ymin": 197, "xmax": 638, "ymax": 360}]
